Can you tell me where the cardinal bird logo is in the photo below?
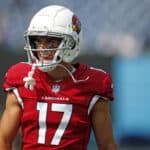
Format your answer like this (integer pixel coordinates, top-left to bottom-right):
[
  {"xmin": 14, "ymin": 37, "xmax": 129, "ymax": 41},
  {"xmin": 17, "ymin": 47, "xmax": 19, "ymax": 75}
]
[{"xmin": 72, "ymin": 15, "xmax": 81, "ymax": 34}]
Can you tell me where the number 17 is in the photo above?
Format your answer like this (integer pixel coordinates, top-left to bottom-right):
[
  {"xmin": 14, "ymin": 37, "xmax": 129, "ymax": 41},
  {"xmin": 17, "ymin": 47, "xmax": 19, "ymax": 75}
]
[{"xmin": 37, "ymin": 102, "xmax": 73, "ymax": 145}]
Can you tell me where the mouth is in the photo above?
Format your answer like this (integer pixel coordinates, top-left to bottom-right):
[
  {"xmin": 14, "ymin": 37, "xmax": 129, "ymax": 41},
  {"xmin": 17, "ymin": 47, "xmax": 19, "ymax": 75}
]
[{"xmin": 39, "ymin": 51, "xmax": 54, "ymax": 60}]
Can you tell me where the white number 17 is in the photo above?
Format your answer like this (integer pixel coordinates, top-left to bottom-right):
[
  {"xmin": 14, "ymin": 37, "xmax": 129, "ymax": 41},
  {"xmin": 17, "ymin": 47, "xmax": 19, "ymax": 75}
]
[{"xmin": 37, "ymin": 102, "xmax": 73, "ymax": 145}]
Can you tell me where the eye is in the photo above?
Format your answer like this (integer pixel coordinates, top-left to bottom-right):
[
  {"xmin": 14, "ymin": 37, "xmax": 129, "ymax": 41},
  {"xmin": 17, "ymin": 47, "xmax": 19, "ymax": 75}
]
[
  {"xmin": 30, "ymin": 36, "xmax": 62, "ymax": 49},
  {"xmin": 33, "ymin": 37, "xmax": 42, "ymax": 46},
  {"xmin": 47, "ymin": 38, "xmax": 62, "ymax": 48},
  {"xmin": 34, "ymin": 39, "xmax": 40, "ymax": 45}
]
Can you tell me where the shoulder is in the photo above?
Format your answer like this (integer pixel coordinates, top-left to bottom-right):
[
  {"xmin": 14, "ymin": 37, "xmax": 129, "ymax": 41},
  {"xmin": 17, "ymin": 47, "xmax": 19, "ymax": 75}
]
[
  {"xmin": 7, "ymin": 62, "xmax": 31, "ymax": 72},
  {"xmin": 3, "ymin": 62, "xmax": 32, "ymax": 90},
  {"xmin": 75, "ymin": 63, "xmax": 112, "ymax": 82},
  {"xmin": 89, "ymin": 66, "xmax": 113, "ymax": 93},
  {"xmin": 5, "ymin": 62, "xmax": 32, "ymax": 80},
  {"xmin": 89, "ymin": 66, "xmax": 113, "ymax": 87},
  {"xmin": 76, "ymin": 63, "xmax": 114, "ymax": 100},
  {"xmin": 78, "ymin": 63, "xmax": 112, "ymax": 83},
  {"xmin": 89, "ymin": 66, "xmax": 109, "ymax": 79}
]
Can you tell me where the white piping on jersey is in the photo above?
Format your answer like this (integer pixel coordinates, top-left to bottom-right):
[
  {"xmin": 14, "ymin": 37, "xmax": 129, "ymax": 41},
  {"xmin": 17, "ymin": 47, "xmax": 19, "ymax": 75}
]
[
  {"xmin": 5, "ymin": 87, "xmax": 15, "ymax": 92},
  {"xmin": 90, "ymin": 67, "xmax": 106, "ymax": 74},
  {"xmin": 13, "ymin": 88, "xmax": 24, "ymax": 109},
  {"xmin": 88, "ymin": 95, "xmax": 100, "ymax": 115}
]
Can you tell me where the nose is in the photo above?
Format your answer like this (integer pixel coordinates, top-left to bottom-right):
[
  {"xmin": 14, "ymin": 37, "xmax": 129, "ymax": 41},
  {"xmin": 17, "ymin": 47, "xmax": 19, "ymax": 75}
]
[{"xmin": 37, "ymin": 41, "xmax": 50, "ymax": 49}]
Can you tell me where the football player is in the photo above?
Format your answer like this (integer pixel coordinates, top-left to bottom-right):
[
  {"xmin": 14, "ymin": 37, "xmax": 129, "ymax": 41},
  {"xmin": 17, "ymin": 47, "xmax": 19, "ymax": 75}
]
[{"xmin": 0, "ymin": 5, "xmax": 117, "ymax": 150}]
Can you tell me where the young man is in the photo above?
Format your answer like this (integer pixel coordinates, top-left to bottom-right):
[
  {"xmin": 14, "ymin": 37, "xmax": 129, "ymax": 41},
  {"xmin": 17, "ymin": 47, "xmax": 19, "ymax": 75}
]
[{"xmin": 0, "ymin": 5, "xmax": 117, "ymax": 150}]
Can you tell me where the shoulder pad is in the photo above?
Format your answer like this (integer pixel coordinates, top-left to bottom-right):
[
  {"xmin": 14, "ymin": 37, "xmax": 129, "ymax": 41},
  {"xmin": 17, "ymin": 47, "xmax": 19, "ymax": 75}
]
[
  {"xmin": 3, "ymin": 62, "xmax": 32, "ymax": 91},
  {"xmin": 89, "ymin": 67, "xmax": 114, "ymax": 100}
]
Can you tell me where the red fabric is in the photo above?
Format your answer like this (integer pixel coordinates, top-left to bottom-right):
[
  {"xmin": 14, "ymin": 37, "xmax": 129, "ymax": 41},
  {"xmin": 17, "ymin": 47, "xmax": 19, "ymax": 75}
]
[{"xmin": 3, "ymin": 62, "xmax": 114, "ymax": 150}]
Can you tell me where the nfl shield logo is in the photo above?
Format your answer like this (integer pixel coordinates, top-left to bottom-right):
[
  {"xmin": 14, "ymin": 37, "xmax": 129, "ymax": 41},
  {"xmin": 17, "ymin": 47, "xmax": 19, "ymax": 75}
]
[{"xmin": 52, "ymin": 85, "xmax": 60, "ymax": 93}]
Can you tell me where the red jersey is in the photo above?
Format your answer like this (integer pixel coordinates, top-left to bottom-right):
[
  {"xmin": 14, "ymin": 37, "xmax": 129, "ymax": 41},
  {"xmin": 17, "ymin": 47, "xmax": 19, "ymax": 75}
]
[{"xmin": 3, "ymin": 62, "xmax": 113, "ymax": 150}]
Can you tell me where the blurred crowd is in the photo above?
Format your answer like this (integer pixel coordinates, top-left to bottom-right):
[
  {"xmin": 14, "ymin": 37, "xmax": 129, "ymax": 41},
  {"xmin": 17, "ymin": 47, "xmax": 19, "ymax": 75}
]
[
  {"xmin": 0, "ymin": 0, "xmax": 36, "ymax": 49},
  {"xmin": 0, "ymin": 0, "xmax": 150, "ymax": 57}
]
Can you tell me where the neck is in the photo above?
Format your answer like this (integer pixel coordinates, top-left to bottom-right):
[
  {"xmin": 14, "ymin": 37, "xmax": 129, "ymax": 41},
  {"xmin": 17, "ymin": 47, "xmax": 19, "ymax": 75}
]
[{"xmin": 46, "ymin": 62, "xmax": 74, "ymax": 81}]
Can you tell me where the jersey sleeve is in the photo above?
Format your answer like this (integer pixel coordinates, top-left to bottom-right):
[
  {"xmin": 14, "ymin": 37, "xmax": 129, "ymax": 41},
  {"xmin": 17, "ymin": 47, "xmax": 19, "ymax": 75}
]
[
  {"xmin": 3, "ymin": 63, "xmax": 30, "ymax": 91},
  {"xmin": 89, "ymin": 67, "xmax": 114, "ymax": 101},
  {"xmin": 100, "ymin": 73, "xmax": 114, "ymax": 100}
]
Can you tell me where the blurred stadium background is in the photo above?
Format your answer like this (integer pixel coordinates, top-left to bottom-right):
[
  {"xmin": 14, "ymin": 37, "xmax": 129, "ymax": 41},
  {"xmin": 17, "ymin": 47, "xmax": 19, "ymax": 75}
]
[{"xmin": 0, "ymin": 0, "xmax": 150, "ymax": 149}]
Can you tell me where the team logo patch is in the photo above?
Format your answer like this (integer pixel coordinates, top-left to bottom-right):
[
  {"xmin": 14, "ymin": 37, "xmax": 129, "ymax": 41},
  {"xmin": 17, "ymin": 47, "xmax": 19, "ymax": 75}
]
[
  {"xmin": 72, "ymin": 15, "xmax": 81, "ymax": 34},
  {"xmin": 52, "ymin": 85, "xmax": 60, "ymax": 93}
]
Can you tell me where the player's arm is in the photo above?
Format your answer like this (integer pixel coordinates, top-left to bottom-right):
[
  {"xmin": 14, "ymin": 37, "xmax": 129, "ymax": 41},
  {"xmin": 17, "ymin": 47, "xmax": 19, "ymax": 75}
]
[
  {"xmin": 0, "ymin": 92, "xmax": 22, "ymax": 150},
  {"xmin": 91, "ymin": 98, "xmax": 117, "ymax": 150}
]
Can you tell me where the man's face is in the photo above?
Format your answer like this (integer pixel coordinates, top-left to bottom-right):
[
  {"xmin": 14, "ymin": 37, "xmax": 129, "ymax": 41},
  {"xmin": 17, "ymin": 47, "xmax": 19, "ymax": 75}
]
[{"xmin": 33, "ymin": 36, "xmax": 62, "ymax": 61}]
